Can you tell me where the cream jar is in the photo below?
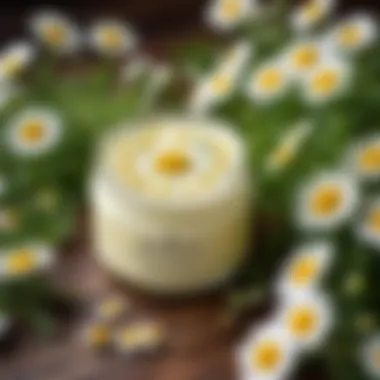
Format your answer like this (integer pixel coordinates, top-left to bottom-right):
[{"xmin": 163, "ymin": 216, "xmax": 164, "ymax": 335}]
[{"xmin": 89, "ymin": 115, "xmax": 252, "ymax": 295}]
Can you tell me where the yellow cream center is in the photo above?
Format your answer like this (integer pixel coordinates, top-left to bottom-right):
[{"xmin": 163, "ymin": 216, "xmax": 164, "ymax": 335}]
[
  {"xmin": 287, "ymin": 306, "xmax": 317, "ymax": 337},
  {"xmin": 251, "ymin": 340, "xmax": 282, "ymax": 372},
  {"xmin": 303, "ymin": 1, "xmax": 323, "ymax": 21},
  {"xmin": 309, "ymin": 184, "xmax": 343, "ymax": 216},
  {"xmin": 311, "ymin": 69, "xmax": 339, "ymax": 94},
  {"xmin": 367, "ymin": 208, "xmax": 380, "ymax": 234},
  {"xmin": 221, "ymin": 0, "xmax": 240, "ymax": 18},
  {"xmin": 289, "ymin": 255, "xmax": 318, "ymax": 286},
  {"xmin": 210, "ymin": 73, "xmax": 231, "ymax": 94},
  {"xmin": 292, "ymin": 46, "xmax": 319, "ymax": 69},
  {"xmin": 19, "ymin": 119, "xmax": 46, "ymax": 143},
  {"xmin": 5, "ymin": 249, "xmax": 35, "ymax": 274},
  {"xmin": 154, "ymin": 150, "xmax": 192, "ymax": 176},
  {"xmin": 42, "ymin": 23, "xmax": 67, "ymax": 45},
  {"xmin": 86, "ymin": 324, "xmax": 109, "ymax": 347},
  {"xmin": 358, "ymin": 145, "xmax": 380, "ymax": 172},
  {"xmin": 256, "ymin": 68, "xmax": 283, "ymax": 92},
  {"xmin": 99, "ymin": 28, "xmax": 124, "ymax": 48},
  {"xmin": 338, "ymin": 25, "xmax": 361, "ymax": 47}
]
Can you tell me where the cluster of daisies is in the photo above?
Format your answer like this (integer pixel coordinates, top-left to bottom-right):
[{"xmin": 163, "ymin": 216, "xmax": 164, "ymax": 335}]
[
  {"xmin": 81, "ymin": 295, "xmax": 165, "ymax": 354},
  {"xmin": 238, "ymin": 241, "xmax": 334, "ymax": 379},
  {"xmin": 190, "ymin": 0, "xmax": 377, "ymax": 112}
]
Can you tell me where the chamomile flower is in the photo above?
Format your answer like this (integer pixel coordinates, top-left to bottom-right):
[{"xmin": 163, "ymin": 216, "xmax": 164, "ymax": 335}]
[
  {"xmin": 219, "ymin": 40, "xmax": 253, "ymax": 74},
  {"xmin": 358, "ymin": 198, "xmax": 380, "ymax": 250},
  {"xmin": 0, "ymin": 42, "xmax": 35, "ymax": 82},
  {"xmin": 266, "ymin": 120, "xmax": 314, "ymax": 173},
  {"xmin": 275, "ymin": 241, "xmax": 334, "ymax": 296},
  {"xmin": 122, "ymin": 54, "xmax": 152, "ymax": 82},
  {"xmin": 30, "ymin": 10, "xmax": 80, "ymax": 53},
  {"xmin": 329, "ymin": 13, "xmax": 377, "ymax": 54},
  {"xmin": 6, "ymin": 107, "xmax": 63, "ymax": 157},
  {"xmin": 301, "ymin": 59, "xmax": 351, "ymax": 104},
  {"xmin": 205, "ymin": 0, "xmax": 259, "ymax": 31},
  {"xmin": 189, "ymin": 68, "xmax": 237, "ymax": 113},
  {"xmin": 82, "ymin": 321, "xmax": 110, "ymax": 349},
  {"xmin": 347, "ymin": 134, "xmax": 380, "ymax": 181},
  {"xmin": 114, "ymin": 320, "xmax": 165, "ymax": 353},
  {"xmin": 237, "ymin": 324, "xmax": 298, "ymax": 380},
  {"xmin": 95, "ymin": 296, "xmax": 129, "ymax": 322},
  {"xmin": 247, "ymin": 60, "xmax": 292, "ymax": 103},
  {"xmin": 276, "ymin": 292, "xmax": 334, "ymax": 350},
  {"xmin": 360, "ymin": 333, "xmax": 380, "ymax": 378},
  {"xmin": 291, "ymin": 0, "xmax": 335, "ymax": 32},
  {"xmin": 89, "ymin": 20, "xmax": 137, "ymax": 57},
  {"xmin": 295, "ymin": 171, "xmax": 359, "ymax": 231},
  {"xmin": 0, "ymin": 243, "xmax": 54, "ymax": 281}
]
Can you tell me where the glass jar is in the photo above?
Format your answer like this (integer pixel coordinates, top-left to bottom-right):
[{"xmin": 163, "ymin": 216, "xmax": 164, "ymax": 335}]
[{"xmin": 89, "ymin": 115, "xmax": 252, "ymax": 295}]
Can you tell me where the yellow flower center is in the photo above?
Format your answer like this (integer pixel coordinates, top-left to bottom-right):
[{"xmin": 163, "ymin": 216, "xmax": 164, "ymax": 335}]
[
  {"xmin": 86, "ymin": 323, "xmax": 109, "ymax": 347},
  {"xmin": 119, "ymin": 324, "xmax": 162, "ymax": 347},
  {"xmin": 154, "ymin": 150, "xmax": 192, "ymax": 176},
  {"xmin": 310, "ymin": 69, "xmax": 339, "ymax": 95},
  {"xmin": 221, "ymin": 0, "xmax": 240, "ymax": 18},
  {"xmin": 338, "ymin": 25, "xmax": 361, "ymax": 47},
  {"xmin": 251, "ymin": 340, "xmax": 282, "ymax": 372},
  {"xmin": 98, "ymin": 298, "xmax": 124, "ymax": 320},
  {"xmin": 19, "ymin": 119, "xmax": 46, "ymax": 143},
  {"xmin": 210, "ymin": 73, "xmax": 231, "ymax": 95},
  {"xmin": 292, "ymin": 46, "xmax": 319, "ymax": 69},
  {"xmin": 42, "ymin": 23, "xmax": 67, "ymax": 45},
  {"xmin": 99, "ymin": 28, "xmax": 124, "ymax": 48},
  {"xmin": 358, "ymin": 145, "xmax": 380, "ymax": 172},
  {"xmin": 5, "ymin": 249, "xmax": 35, "ymax": 275},
  {"xmin": 302, "ymin": 1, "xmax": 323, "ymax": 21},
  {"xmin": 367, "ymin": 208, "xmax": 380, "ymax": 234},
  {"xmin": 1, "ymin": 55, "xmax": 22, "ymax": 77},
  {"xmin": 271, "ymin": 144, "xmax": 294, "ymax": 166},
  {"xmin": 309, "ymin": 184, "xmax": 343, "ymax": 216},
  {"xmin": 289, "ymin": 255, "xmax": 318, "ymax": 286},
  {"xmin": 256, "ymin": 68, "xmax": 283, "ymax": 92},
  {"xmin": 287, "ymin": 306, "xmax": 317, "ymax": 338}
]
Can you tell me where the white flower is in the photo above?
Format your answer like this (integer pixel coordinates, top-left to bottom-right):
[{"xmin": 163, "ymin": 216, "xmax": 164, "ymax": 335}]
[
  {"xmin": 6, "ymin": 107, "xmax": 63, "ymax": 157},
  {"xmin": 237, "ymin": 323, "xmax": 298, "ymax": 380},
  {"xmin": 276, "ymin": 291, "xmax": 334, "ymax": 350},
  {"xmin": 296, "ymin": 171, "xmax": 359, "ymax": 231},
  {"xmin": 205, "ymin": 0, "xmax": 259, "ymax": 31},
  {"xmin": 360, "ymin": 333, "xmax": 380, "ymax": 378},
  {"xmin": 346, "ymin": 134, "xmax": 380, "ymax": 181},
  {"xmin": 275, "ymin": 241, "xmax": 334, "ymax": 297},
  {"xmin": 0, "ymin": 42, "xmax": 35, "ymax": 82},
  {"xmin": 247, "ymin": 59, "xmax": 292, "ymax": 103},
  {"xmin": 30, "ymin": 10, "xmax": 80, "ymax": 53},
  {"xmin": 0, "ymin": 243, "xmax": 54, "ymax": 281},
  {"xmin": 291, "ymin": 0, "xmax": 335, "ymax": 31},
  {"xmin": 328, "ymin": 13, "xmax": 377, "ymax": 53},
  {"xmin": 219, "ymin": 40, "xmax": 253, "ymax": 74},
  {"xmin": 266, "ymin": 120, "xmax": 314, "ymax": 173},
  {"xmin": 358, "ymin": 198, "xmax": 380, "ymax": 250},
  {"xmin": 301, "ymin": 58, "xmax": 351, "ymax": 104},
  {"xmin": 89, "ymin": 20, "xmax": 137, "ymax": 57},
  {"xmin": 189, "ymin": 68, "xmax": 238, "ymax": 113},
  {"xmin": 122, "ymin": 54, "xmax": 153, "ymax": 82}
]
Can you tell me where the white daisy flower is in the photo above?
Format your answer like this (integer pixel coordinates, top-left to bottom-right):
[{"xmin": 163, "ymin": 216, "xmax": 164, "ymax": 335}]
[
  {"xmin": 347, "ymin": 134, "xmax": 380, "ymax": 181},
  {"xmin": 301, "ymin": 58, "xmax": 351, "ymax": 104},
  {"xmin": 89, "ymin": 20, "xmax": 137, "ymax": 57},
  {"xmin": 295, "ymin": 171, "xmax": 359, "ymax": 231},
  {"xmin": 360, "ymin": 333, "xmax": 380, "ymax": 378},
  {"xmin": 0, "ymin": 42, "xmax": 35, "ymax": 82},
  {"xmin": 329, "ymin": 13, "xmax": 377, "ymax": 53},
  {"xmin": 266, "ymin": 119, "xmax": 314, "ymax": 173},
  {"xmin": 114, "ymin": 320, "xmax": 165, "ymax": 353},
  {"xmin": 275, "ymin": 241, "xmax": 334, "ymax": 297},
  {"xmin": 276, "ymin": 291, "xmax": 334, "ymax": 351},
  {"xmin": 237, "ymin": 323, "xmax": 298, "ymax": 380},
  {"xmin": 358, "ymin": 198, "xmax": 380, "ymax": 250},
  {"xmin": 0, "ymin": 243, "xmax": 54, "ymax": 281},
  {"xmin": 291, "ymin": 0, "xmax": 336, "ymax": 32},
  {"xmin": 6, "ymin": 107, "xmax": 63, "ymax": 157},
  {"xmin": 30, "ymin": 10, "xmax": 80, "ymax": 53},
  {"xmin": 189, "ymin": 67, "xmax": 238, "ymax": 113},
  {"xmin": 205, "ymin": 0, "xmax": 260, "ymax": 32},
  {"xmin": 247, "ymin": 59, "xmax": 292, "ymax": 104}
]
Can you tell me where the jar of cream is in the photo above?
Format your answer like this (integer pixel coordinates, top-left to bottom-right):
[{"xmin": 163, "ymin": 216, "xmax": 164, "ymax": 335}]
[{"xmin": 89, "ymin": 115, "xmax": 252, "ymax": 295}]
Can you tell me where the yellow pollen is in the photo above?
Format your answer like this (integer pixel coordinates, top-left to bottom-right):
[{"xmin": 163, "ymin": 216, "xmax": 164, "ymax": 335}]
[
  {"xmin": 210, "ymin": 74, "xmax": 231, "ymax": 94},
  {"xmin": 303, "ymin": 1, "xmax": 323, "ymax": 21},
  {"xmin": 42, "ymin": 24, "xmax": 67, "ymax": 45},
  {"xmin": 338, "ymin": 25, "xmax": 361, "ymax": 47},
  {"xmin": 358, "ymin": 145, "xmax": 380, "ymax": 172},
  {"xmin": 367, "ymin": 208, "xmax": 380, "ymax": 234},
  {"xmin": 86, "ymin": 324, "xmax": 109, "ymax": 347},
  {"xmin": 99, "ymin": 28, "xmax": 124, "ymax": 48},
  {"xmin": 256, "ymin": 68, "xmax": 283, "ymax": 92},
  {"xmin": 154, "ymin": 150, "xmax": 192, "ymax": 176},
  {"xmin": 5, "ymin": 249, "xmax": 35, "ymax": 274},
  {"xmin": 309, "ymin": 184, "xmax": 342, "ymax": 216},
  {"xmin": 271, "ymin": 145, "xmax": 294, "ymax": 166},
  {"xmin": 221, "ymin": 0, "xmax": 240, "ymax": 18},
  {"xmin": 19, "ymin": 119, "xmax": 46, "ymax": 143},
  {"xmin": 251, "ymin": 340, "xmax": 282, "ymax": 372},
  {"xmin": 310, "ymin": 69, "xmax": 339, "ymax": 94},
  {"xmin": 289, "ymin": 255, "xmax": 318, "ymax": 286},
  {"xmin": 292, "ymin": 46, "xmax": 319, "ymax": 69},
  {"xmin": 1, "ymin": 55, "xmax": 22, "ymax": 77},
  {"xmin": 287, "ymin": 306, "xmax": 317, "ymax": 337}
]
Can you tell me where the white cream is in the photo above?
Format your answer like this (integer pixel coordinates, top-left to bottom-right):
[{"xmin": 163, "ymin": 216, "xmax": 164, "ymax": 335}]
[{"xmin": 90, "ymin": 115, "xmax": 252, "ymax": 294}]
